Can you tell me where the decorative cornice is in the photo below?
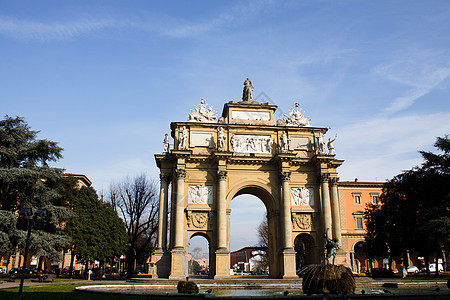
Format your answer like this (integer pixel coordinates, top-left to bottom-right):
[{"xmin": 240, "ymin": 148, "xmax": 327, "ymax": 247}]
[{"xmin": 338, "ymin": 181, "xmax": 384, "ymax": 188}]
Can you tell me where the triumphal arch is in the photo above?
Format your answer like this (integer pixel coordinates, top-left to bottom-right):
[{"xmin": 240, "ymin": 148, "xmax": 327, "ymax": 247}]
[{"xmin": 154, "ymin": 79, "xmax": 343, "ymax": 279}]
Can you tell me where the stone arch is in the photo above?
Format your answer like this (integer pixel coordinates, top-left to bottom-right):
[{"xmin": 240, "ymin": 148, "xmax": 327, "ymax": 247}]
[
  {"xmin": 227, "ymin": 183, "xmax": 278, "ymax": 277},
  {"xmin": 227, "ymin": 181, "xmax": 278, "ymax": 212},
  {"xmin": 294, "ymin": 233, "xmax": 317, "ymax": 269},
  {"xmin": 188, "ymin": 232, "xmax": 212, "ymax": 277}
]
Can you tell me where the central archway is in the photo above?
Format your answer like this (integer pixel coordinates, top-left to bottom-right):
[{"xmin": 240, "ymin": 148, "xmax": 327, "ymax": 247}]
[
  {"xmin": 227, "ymin": 183, "xmax": 280, "ymax": 277},
  {"xmin": 230, "ymin": 193, "xmax": 267, "ymax": 276}
]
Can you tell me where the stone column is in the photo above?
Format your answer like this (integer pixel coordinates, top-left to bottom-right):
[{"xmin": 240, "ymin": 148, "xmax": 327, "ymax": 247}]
[
  {"xmin": 280, "ymin": 171, "xmax": 293, "ymax": 249},
  {"xmin": 157, "ymin": 173, "xmax": 170, "ymax": 250},
  {"xmin": 154, "ymin": 173, "xmax": 172, "ymax": 278},
  {"xmin": 216, "ymin": 170, "xmax": 228, "ymax": 249},
  {"xmin": 279, "ymin": 171, "xmax": 296, "ymax": 278},
  {"xmin": 169, "ymin": 168, "xmax": 187, "ymax": 279},
  {"xmin": 320, "ymin": 173, "xmax": 332, "ymax": 237},
  {"xmin": 215, "ymin": 170, "xmax": 230, "ymax": 279},
  {"xmin": 330, "ymin": 177, "xmax": 342, "ymax": 243},
  {"xmin": 174, "ymin": 168, "xmax": 186, "ymax": 248}
]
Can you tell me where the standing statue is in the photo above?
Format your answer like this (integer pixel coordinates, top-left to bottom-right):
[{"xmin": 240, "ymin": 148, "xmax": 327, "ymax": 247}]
[
  {"xmin": 327, "ymin": 135, "xmax": 337, "ymax": 155},
  {"xmin": 242, "ymin": 78, "xmax": 254, "ymax": 102},
  {"xmin": 217, "ymin": 127, "xmax": 225, "ymax": 151},
  {"xmin": 324, "ymin": 228, "xmax": 340, "ymax": 265},
  {"xmin": 163, "ymin": 133, "xmax": 170, "ymax": 154},
  {"xmin": 179, "ymin": 126, "xmax": 188, "ymax": 149},
  {"xmin": 280, "ymin": 131, "xmax": 289, "ymax": 152},
  {"xmin": 314, "ymin": 132, "xmax": 326, "ymax": 154}
]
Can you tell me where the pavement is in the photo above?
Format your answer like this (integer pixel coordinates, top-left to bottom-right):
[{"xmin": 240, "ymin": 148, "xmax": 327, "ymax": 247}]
[{"xmin": 0, "ymin": 279, "xmax": 127, "ymax": 290}]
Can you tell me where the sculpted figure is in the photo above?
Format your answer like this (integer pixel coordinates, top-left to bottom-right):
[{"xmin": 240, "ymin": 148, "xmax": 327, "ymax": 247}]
[
  {"xmin": 242, "ymin": 78, "xmax": 254, "ymax": 102},
  {"xmin": 314, "ymin": 132, "xmax": 325, "ymax": 154},
  {"xmin": 284, "ymin": 103, "xmax": 310, "ymax": 127},
  {"xmin": 280, "ymin": 131, "xmax": 289, "ymax": 152},
  {"xmin": 324, "ymin": 228, "xmax": 340, "ymax": 264},
  {"xmin": 179, "ymin": 126, "xmax": 188, "ymax": 149},
  {"xmin": 266, "ymin": 138, "xmax": 273, "ymax": 153},
  {"xmin": 163, "ymin": 133, "xmax": 170, "ymax": 154},
  {"xmin": 217, "ymin": 127, "xmax": 225, "ymax": 151},
  {"xmin": 188, "ymin": 99, "xmax": 217, "ymax": 122},
  {"xmin": 327, "ymin": 136, "xmax": 336, "ymax": 155}
]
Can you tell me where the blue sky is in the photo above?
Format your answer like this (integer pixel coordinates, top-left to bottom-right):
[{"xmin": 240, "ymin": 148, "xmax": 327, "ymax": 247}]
[{"xmin": 2, "ymin": 1, "xmax": 450, "ymax": 251}]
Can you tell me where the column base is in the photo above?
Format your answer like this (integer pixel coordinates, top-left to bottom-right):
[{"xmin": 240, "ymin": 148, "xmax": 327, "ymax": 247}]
[
  {"xmin": 153, "ymin": 248, "xmax": 171, "ymax": 278},
  {"xmin": 280, "ymin": 248, "xmax": 297, "ymax": 279},
  {"xmin": 214, "ymin": 248, "xmax": 231, "ymax": 280},
  {"xmin": 169, "ymin": 247, "xmax": 187, "ymax": 280}
]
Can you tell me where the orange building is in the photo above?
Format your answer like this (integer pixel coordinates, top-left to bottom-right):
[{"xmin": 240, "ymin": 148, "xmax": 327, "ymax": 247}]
[{"xmin": 338, "ymin": 179, "xmax": 383, "ymax": 273}]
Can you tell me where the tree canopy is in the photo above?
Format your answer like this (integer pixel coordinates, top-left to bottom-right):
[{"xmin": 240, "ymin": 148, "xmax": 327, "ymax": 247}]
[
  {"xmin": 0, "ymin": 116, "xmax": 71, "ymax": 259},
  {"xmin": 365, "ymin": 135, "xmax": 450, "ymax": 270},
  {"xmin": 58, "ymin": 177, "xmax": 127, "ymax": 264}
]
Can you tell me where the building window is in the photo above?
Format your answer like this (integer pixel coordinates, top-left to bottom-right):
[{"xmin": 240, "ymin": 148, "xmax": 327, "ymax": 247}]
[
  {"xmin": 372, "ymin": 195, "xmax": 379, "ymax": 204},
  {"xmin": 356, "ymin": 217, "xmax": 364, "ymax": 229},
  {"xmin": 353, "ymin": 193, "xmax": 362, "ymax": 205}
]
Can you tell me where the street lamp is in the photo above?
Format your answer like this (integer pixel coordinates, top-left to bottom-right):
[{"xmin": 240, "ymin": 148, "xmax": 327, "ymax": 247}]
[{"xmin": 17, "ymin": 208, "xmax": 48, "ymax": 298}]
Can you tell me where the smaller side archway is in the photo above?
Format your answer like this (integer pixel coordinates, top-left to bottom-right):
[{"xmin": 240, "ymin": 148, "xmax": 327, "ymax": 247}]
[
  {"xmin": 294, "ymin": 233, "xmax": 317, "ymax": 270},
  {"xmin": 188, "ymin": 232, "xmax": 212, "ymax": 277}
]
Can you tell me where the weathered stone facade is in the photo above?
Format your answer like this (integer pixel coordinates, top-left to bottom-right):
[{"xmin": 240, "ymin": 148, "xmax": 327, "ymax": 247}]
[{"xmin": 154, "ymin": 86, "xmax": 344, "ymax": 279}]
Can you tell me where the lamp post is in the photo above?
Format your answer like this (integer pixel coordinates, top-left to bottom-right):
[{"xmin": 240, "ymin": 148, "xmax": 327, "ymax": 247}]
[{"xmin": 17, "ymin": 208, "xmax": 47, "ymax": 298}]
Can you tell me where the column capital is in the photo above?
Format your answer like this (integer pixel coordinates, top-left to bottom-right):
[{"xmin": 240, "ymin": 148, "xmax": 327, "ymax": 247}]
[
  {"xmin": 217, "ymin": 170, "xmax": 228, "ymax": 181},
  {"xmin": 319, "ymin": 173, "xmax": 330, "ymax": 183},
  {"xmin": 160, "ymin": 173, "xmax": 172, "ymax": 183},
  {"xmin": 280, "ymin": 171, "xmax": 291, "ymax": 182},
  {"xmin": 329, "ymin": 177, "xmax": 339, "ymax": 185},
  {"xmin": 175, "ymin": 169, "xmax": 186, "ymax": 179}
]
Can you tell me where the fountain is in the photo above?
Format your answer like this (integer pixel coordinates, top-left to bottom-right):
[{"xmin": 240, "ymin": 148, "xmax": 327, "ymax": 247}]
[{"xmin": 298, "ymin": 229, "xmax": 355, "ymax": 295}]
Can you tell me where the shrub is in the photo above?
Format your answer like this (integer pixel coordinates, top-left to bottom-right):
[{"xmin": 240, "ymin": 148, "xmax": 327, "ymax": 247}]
[{"xmin": 177, "ymin": 281, "xmax": 199, "ymax": 294}]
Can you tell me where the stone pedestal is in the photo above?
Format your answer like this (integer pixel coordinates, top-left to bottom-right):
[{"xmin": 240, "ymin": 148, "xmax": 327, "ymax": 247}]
[
  {"xmin": 334, "ymin": 249, "xmax": 347, "ymax": 266},
  {"xmin": 214, "ymin": 248, "xmax": 231, "ymax": 279},
  {"xmin": 280, "ymin": 248, "xmax": 297, "ymax": 279},
  {"xmin": 169, "ymin": 247, "xmax": 187, "ymax": 280},
  {"xmin": 153, "ymin": 248, "xmax": 171, "ymax": 278}
]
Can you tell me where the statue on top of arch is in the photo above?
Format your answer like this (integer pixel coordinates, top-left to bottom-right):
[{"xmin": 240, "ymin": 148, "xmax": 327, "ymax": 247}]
[
  {"xmin": 188, "ymin": 99, "xmax": 218, "ymax": 123},
  {"xmin": 284, "ymin": 103, "xmax": 310, "ymax": 127}
]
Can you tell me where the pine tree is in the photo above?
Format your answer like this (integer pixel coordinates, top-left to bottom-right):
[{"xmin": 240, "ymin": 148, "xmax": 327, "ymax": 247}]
[{"xmin": 0, "ymin": 116, "xmax": 71, "ymax": 260}]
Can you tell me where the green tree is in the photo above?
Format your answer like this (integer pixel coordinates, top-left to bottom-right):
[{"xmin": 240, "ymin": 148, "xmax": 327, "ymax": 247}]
[
  {"xmin": 0, "ymin": 116, "xmax": 71, "ymax": 261},
  {"xmin": 365, "ymin": 136, "xmax": 450, "ymax": 273},
  {"xmin": 58, "ymin": 177, "xmax": 127, "ymax": 277}
]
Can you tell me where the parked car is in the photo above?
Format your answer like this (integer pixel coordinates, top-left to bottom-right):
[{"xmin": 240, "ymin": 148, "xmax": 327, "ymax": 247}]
[
  {"xmin": 421, "ymin": 263, "xmax": 444, "ymax": 273},
  {"xmin": 406, "ymin": 266, "xmax": 419, "ymax": 274}
]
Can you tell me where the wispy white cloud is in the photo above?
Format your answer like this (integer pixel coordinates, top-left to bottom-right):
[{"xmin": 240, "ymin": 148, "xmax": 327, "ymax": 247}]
[
  {"xmin": 0, "ymin": 16, "xmax": 122, "ymax": 42},
  {"xmin": 375, "ymin": 51, "xmax": 450, "ymax": 114},
  {"xmin": 335, "ymin": 112, "xmax": 450, "ymax": 181}
]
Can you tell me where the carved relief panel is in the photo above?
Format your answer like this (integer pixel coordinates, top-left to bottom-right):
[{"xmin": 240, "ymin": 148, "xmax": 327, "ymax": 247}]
[
  {"xmin": 291, "ymin": 187, "xmax": 314, "ymax": 206},
  {"xmin": 292, "ymin": 213, "xmax": 313, "ymax": 231},
  {"xmin": 186, "ymin": 211, "xmax": 213, "ymax": 230},
  {"xmin": 188, "ymin": 185, "xmax": 213, "ymax": 204}
]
